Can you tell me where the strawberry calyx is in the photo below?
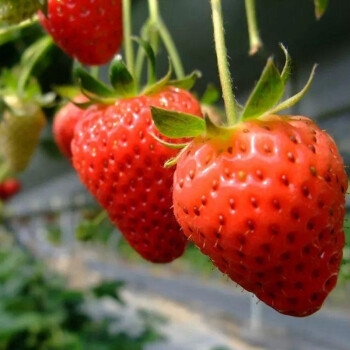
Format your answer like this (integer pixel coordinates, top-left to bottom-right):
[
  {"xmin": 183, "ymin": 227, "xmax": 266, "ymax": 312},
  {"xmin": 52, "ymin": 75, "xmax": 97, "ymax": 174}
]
[{"xmin": 70, "ymin": 39, "xmax": 201, "ymax": 107}]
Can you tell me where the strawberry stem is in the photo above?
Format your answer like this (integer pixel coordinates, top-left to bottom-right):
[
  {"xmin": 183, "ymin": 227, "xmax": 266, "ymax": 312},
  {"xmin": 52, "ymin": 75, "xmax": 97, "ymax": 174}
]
[
  {"xmin": 148, "ymin": 0, "xmax": 160, "ymax": 54},
  {"xmin": 244, "ymin": 0, "xmax": 262, "ymax": 55},
  {"xmin": 157, "ymin": 17, "xmax": 185, "ymax": 79},
  {"xmin": 122, "ymin": 0, "xmax": 135, "ymax": 76},
  {"xmin": 210, "ymin": 0, "xmax": 237, "ymax": 125},
  {"xmin": 90, "ymin": 66, "xmax": 99, "ymax": 79}
]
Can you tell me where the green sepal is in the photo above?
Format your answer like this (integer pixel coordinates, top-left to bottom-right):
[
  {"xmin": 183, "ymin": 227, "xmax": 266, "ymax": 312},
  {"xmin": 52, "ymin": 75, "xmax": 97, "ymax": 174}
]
[
  {"xmin": 204, "ymin": 114, "xmax": 231, "ymax": 139},
  {"xmin": 40, "ymin": 0, "xmax": 48, "ymax": 17},
  {"xmin": 74, "ymin": 67, "xmax": 116, "ymax": 99},
  {"xmin": 109, "ymin": 56, "xmax": 136, "ymax": 97},
  {"xmin": 151, "ymin": 106, "xmax": 205, "ymax": 138},
  {"xmin": 241, "ymin": 58, "xmax": 284, "ymax": 120},
  {"xmin": 168, "ymin": 70, "xmax": 202, "ymax": 91},
  {"xmin": 18, "ymin": 35, "xmax": 53, "ymax": 95},
  {"xmin": 201, "ymin": 84, "xmax": 220, "ymax": 105},
  {"xmin": 164, "ymin": 145, "xmax": 190, "ymax": 168},
  {"xmin": 34, "ymin": 92, "xmax": 56, "ymax": 107},
  {"xmin": 142, "ymin": 60, "xmax": 173, "ymax": 95},
  {"xmin": 67, "ymin": 98, "xmax": 94, "ymax": 110},
  {"xmin": 132, "ymin": 37, "xmax": 156, "ymax": 85},
  {"xmin": 314, "ymin": 0, "xmax": 329, "ymax": 19},
  {"xmin": 150, "ymin": 133, "xmax": 190, "ymax": 149},
  {"xmin": 54, "ymin": 85, "xmax": 81, "ymax": 99},
  {"xmin": 267, "ymin": 64, "xmax": 317, "ymax": 115},
  {"xmin": 280, "ymin": 43, "xmax": 291, "ymax": 85}
]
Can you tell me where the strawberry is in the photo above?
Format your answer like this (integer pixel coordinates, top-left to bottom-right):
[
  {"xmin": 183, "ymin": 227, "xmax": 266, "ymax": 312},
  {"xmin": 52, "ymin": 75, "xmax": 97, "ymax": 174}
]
[
  {"xmin": 0, "ymin": 96, "xmax": 46, "ymax": 172},
  {"xmin": 53, "ymin": 94, "xmax": 87, "ymax": 159},
  {"xmin": 151, "ymin": 33, "xmax": 347, "ymax": 315},
  {"xmin": 72, "ymin": 87, "xmax": 202, "ymax": 263},
  {"xmin": 172, "ymin": 115, "xmax": 347, "ymax": 316},
  {"xmin": 0, "ymin": 178, "xmax": 21, "ymax": 201},
  {"xmin": 38, "ymin": 0, "xmax": 123, "ymax": 66}
]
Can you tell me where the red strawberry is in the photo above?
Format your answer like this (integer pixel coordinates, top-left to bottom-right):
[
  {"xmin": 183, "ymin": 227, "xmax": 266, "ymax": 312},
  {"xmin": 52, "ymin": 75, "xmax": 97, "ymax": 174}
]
[
  {"xmin": 172, "ymin": 114, "xmax": 347, "ymax": 316},
  {"xmin": 72, "ymin": 87, "xmax": 202, "ymax": 263},
  {"xmin": 0, "ymin": 178, "xmax": 21, "ymax": 201},
  {"xmin": 53, "ymin": 95, "xmax": 87, "ymax": 159},
  {"xmin": 38, "ymin": 0, "xmax": 123, "ymax": 66}
]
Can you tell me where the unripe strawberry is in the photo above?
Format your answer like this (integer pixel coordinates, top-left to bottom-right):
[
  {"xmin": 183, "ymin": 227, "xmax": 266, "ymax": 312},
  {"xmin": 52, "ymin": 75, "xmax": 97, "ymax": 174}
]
[{"xmin": 0, "ymin": 96, "xmax": 46, "ymax": 172}]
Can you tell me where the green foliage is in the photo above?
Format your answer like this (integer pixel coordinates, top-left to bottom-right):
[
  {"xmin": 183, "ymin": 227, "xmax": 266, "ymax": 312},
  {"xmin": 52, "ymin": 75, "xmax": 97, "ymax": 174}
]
[
  {"xmin": 0, "ymin": 231, "xmax": 162, "ymax": 350},
  {"xmin": 314, "ymin": 0, "xmax": 329, "ymax": 19},
  {"xmin": 0, "ymin": 0, "xmax": 44, "ymax": 25},
  {"xmin": 340, "ymin": 215, "xmax": 350, "ymax": 282}
]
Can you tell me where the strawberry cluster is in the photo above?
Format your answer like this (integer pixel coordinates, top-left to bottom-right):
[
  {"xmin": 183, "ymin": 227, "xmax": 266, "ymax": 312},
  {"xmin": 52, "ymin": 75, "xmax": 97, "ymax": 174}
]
[{"xmin": 0, "ymin": 178, "xmax": 21, "ymax": 201}]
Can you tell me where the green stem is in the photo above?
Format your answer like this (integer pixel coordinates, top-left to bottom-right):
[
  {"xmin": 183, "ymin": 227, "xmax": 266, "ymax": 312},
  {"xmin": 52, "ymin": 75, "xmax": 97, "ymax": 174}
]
[
  {"xmin": 92, "ymin": 210, "xmax": 108, "ymax": 226},
  {"xmin": 210, "ymin": 0, "xmax": 237, "ymax": 125},
  {"xmin": 148, "ymin": 0, "xmax": 160, "ymax": 54},
  {"xmin": 0, "ymin": 163, "xmax": 11, "ymax": 183},
  {"xmin": 157, "ymin": 18, "xmax": 185, "ymax": 79},
  {"xmin": 90, "ymin": 66, "xmax": 99, "ymax": 79},
  {"xmin": 244, "ymin": 0, "xmax": 262, "ymax": 55},
  {"xmin": 122, "ymin": 0, "xmax": 134, "ymax": 76}
]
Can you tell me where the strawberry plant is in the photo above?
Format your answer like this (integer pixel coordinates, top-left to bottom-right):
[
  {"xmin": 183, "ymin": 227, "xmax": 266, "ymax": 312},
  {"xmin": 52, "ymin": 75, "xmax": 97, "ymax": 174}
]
[{"xmin": 151, "ymin": 0, "xmax": 347, "ymax": 317}]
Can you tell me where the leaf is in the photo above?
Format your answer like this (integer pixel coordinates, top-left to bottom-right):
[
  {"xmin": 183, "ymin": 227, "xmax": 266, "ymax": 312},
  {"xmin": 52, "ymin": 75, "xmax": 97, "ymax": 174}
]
[
  {"xmin": 150, "ymin": 133, "xmax": 189, "ymax": 149},
  {"xmin": 201, "ymin": 84, "xmax": 220, "ymax": 105},
  {"xmin": 151, "ymin": 107, "xmax": 205, "ymax": 138},
  {"xmin": 92, "ymin": 281, "xmax": 125, "ymax": 304},
  {"xmin": 54, "ymin": 85, "xmax": 81, "ymax": 99},
  {"xmin": 74, "ymin": 67, "xmax": 116, "ymax": 98},
  {"xmin": 109, "ymin": 56, "xmax": 136, "ymax": 97},
  {"xmin": 241, "ymin": 58, "xmax": 284, "ymax": 120},
  {"xmin": 204, "ymin": 114, "xmax": 231, "ymax": 139},
  {"xmin": 280, "ymin": 43, "xmax": 291, "ymax": 85},
  {"xmin": 268, "ymin": 64, "xmax": 317, "ymax": 114},
  {"xmin": 142, "ymin": 60, "xmax": 173, "ymax": 95},
  {"xmin": 168, "ymin": 70, "xmax": 202, "ymax": 91},
  {"xmin": 314, "ymin": 0, "xmax": 329, "ymax": 19},
  {"xmin": 132, "ymin": 37, "xmax": 156, "ymax": 85}
]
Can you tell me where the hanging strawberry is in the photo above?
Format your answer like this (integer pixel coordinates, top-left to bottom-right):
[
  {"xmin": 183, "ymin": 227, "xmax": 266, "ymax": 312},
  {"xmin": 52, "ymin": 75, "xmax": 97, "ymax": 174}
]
[
  {"xmin": 150, "ymin": 0, "xmax": 347, "ymax": 316},
  {"xmin": 38, "ymin": 0, "xmax": 123, "ymax": 66}
]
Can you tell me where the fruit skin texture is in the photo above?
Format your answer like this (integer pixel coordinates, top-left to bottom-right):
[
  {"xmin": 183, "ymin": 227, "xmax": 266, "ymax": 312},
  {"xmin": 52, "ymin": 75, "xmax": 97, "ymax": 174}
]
[
  {"xmin": 173, "ymin": 115, "xmax": 347, "ymax": 316},
  {"xmin": 53, "ymin": 95, "xmax": 87, "ymax": 159},
  {"xmin": 0, "ymin": 179, "xmax": 21, "ymax": 201},
  {"xmin": 72, "ymin": 87, "xmax": 202, "ymax": 263},
  {"xmin": 38, "ymin": 0, "xmax": 123, "ymax": 66},
  {"xmin": 0, "ymin": 98, "xmax": 46, "ymax": 172}
]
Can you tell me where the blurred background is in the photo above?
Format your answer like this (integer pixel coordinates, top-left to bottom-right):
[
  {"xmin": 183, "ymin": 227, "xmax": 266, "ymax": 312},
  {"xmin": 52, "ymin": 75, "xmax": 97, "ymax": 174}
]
[{"xmin": 0, "ymin": 0, "xmax": 349, "ymax": 349}]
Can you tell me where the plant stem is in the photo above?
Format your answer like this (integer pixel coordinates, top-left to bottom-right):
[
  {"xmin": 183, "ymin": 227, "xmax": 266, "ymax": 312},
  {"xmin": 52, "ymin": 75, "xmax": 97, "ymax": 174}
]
[
  {"xmin": 210, "ymin": 0, "xmax": 237, "ymax": 125},
  {"xmin": 92, "ymin": 210, "xmax": 108, "ymax": 226},
  {"xmin": 122, "ymin": 0, "xmax": 134, "ymax": 76},
  {"xmin": 148, "ymin": 0, "xmax": 160, "ymax": 53},
  {"xmin": 244, "ymin": 0, "xmax": 262, "ymax": 55},
  {"xmin": 157, "ymin": 18, "xmax": 185, "ymax": 79},
  {"xmin": 90, "ymin": 66, "xmax": 99, "ymax": 79}
]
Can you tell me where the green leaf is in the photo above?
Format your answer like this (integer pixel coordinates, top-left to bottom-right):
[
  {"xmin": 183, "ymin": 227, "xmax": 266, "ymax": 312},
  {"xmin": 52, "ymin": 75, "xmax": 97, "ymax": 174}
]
[
  {"xmin": 280, "ymin": 43, "xmax": 291, "ymax": 85},
  {"xmin": 314, "ymin": 0, "xmax": 329, "ymax": 19},
  {"xmin": 142, "ymin": 60, "xmax": 173, "ymax": 95},
  {"xmin": 268, "ymin": 64, "xmax": 317, "ymax": 114},
  {"xmin": 241, "ymin": 58, "xmax": 284, "ymax": 120},
  {"xmin": 204, "ymin": 114, "xmax": 231, "ymax": 139},
  {"xmin": 109, "ymin": 56, "xmax": 136, "ymax": 97},
  {"xmin": 92, "ymin": 281, "xmax": 125, "ymax": 304},
  {"xmin": 150, "ymin": 133, "xmax": 189, "ymax": 149},
  {"xmin": 74, "ymin": 67, "xmax": 116, "ymax": 99},
  {"xmin": 54, "ymin": 85, "xmax": 81, "ymax": 99},
  {"xmin": 132, "ymin": 37, "xmax": 156, "ymax": 85},
  {"xmin": 151, "ymin": 107, "xmax": 205, "ymax": 138},
  {"xmin": 201, "ymin": 84, "xmax": 220, "ymax": 105},
  {"xmin": 168, "ymin": 70, "xmax": 202, "ymax": 91}
]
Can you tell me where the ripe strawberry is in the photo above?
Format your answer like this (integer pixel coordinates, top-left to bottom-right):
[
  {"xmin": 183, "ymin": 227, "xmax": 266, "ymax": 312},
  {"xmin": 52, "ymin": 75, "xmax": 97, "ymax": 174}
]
[
  {"xmin": 0, "ymin": 178, "xmax": 21, "ymax": 201},
  {"xmin": 38, "ymin": 0, "xmax": 123, "ymax": 66},
  {"xmin": 72, "ymin": 87, "xmax": 202, "ymax": 263},
  {"xmin": 0, "ymin": 97, "xmax": 46, "ymax": 172},
  {"xmin": 53, "ymin": 95, "xmax": 87, "ymax": 159},
  {"xmin": 173, "ymin": 115, "xmax": 347, "ymax": 316}
]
